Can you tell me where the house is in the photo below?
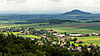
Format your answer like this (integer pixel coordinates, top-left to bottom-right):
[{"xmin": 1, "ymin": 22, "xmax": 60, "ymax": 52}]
[
  {"xmin": 31, "ymin": 38, "xmax": 35, "ymax": 40},
  {"xmin": 60, "ymin": 43, "xmax": 65, "ymax": 46},
  {"xmin": 90, "ymin": 33, "xmax": 99, "ymax": 36},
  {"xmin": 42, "ymin": 36, "xmax": 46, "ymax": 38},
  {"xmin": 52, "ymin": 41, "xmax": 56, "ymax": 45},
  {"xmin": 38, "ymin": 41, "xmax": 44, "ymax": 45},
  {"xmin": 76, "ymin": 40, "xmax": 83, "ymax": 43},
  {"xmin": 53, "ymin": 33, "xmax": 59, "ymax": 36},
  {"xmin": 58, "ymin": 34, "xmax": 65, "ymax": 37},
  {"xmin": 61, "ymin": 38, "xmax": 65, "ymax": 42},
  {"xmin": 20, "ymin": 31, "xmax": 23, "ymax": 33},
  {"xmin": 18, "ymin": 33, "xmax": 25, "ymax": 35},
  {"xmin": 19, "ymin": 28, "xmax": 22, "ymax": 30},
  {"xmin": 76, "ymin": 47, "xmax": 82, "ymax": 52},
  {"xmin": 70, "ymin": 33, "xmax": 83, "ymax": 37},
  {"xmin": 87, "ymin": 48, "xmax": 91, "ymax": 51},
  {"xmin": 24, "ymin": 28, "xmax": 29, "ymax": 31}
]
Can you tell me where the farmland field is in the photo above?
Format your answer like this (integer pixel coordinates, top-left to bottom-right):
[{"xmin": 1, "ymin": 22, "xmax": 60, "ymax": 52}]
[
  {"xmin": 1, "ymin": 22, "xmax": 100, "ymax": 34},
  {"xmin": 2, "ymin": 32, "xmax": 21, "ymax": 35},
  {"xmin": 33, "ymin": 22, "xmax": 100, "ymax": 34},
  {"xmin": 18, "ymin": 35, "xmax": 41, "ymax": 39},
  {"xmin": 72, "ymin": 36, "xmax": 100, "ymax": 45}
]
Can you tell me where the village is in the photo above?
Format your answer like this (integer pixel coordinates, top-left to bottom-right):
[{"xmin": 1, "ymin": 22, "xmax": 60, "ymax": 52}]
[{"xmin": 0, "ymin": 27, "xmax": 100, "ymax": 52}]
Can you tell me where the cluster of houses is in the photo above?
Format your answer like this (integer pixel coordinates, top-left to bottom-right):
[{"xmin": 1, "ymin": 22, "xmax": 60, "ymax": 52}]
[
  {"xmin": 0, "ymin": 27, "xmax": 34, "ymax": 35},
  {"xmin": 0, "ymin": 27, "xmax": 16, "ymax": 32},
  {"xmin": 30, "ymin": 29, "xmax": 82, "ymax": 47},
  {"xmin": 30, "ymin": 29, "xmax": 100, "ymax": 52},
  {"xmin": 18, "ymin": 28, "xmax": 30, "ymax": 35}
]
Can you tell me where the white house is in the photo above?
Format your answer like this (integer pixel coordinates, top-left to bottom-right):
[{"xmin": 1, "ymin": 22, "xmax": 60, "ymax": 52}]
[{"xmin": 70, "ymin": 34, "xmax": 83, "ymax": 37}]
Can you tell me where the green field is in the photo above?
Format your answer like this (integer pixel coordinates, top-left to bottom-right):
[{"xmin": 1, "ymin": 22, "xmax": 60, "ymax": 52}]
[
  {"xmin": 72, "ymin": 36, "xmax": 100, "ymax": 45},
  {"xmin": 44, "ymin": 27, "xmax": 100, "ymax": 34},
  {"xmin": 1, "ymin": 22, "xmax": 100, "ymax": 34},
  {"xmin": 32, "ymin": 22, "xmax": 100, "ymax": 34}
]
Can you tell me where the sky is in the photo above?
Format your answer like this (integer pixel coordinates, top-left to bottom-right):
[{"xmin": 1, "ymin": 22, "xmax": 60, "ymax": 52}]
[{"xmin": 0, "ymin": 0, "xmax": 100, "ymax": 14}]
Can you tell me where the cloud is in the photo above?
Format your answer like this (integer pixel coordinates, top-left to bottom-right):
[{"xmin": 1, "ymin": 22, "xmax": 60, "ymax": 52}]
[
  {"xmin": 0, "ymin": 0, "xmax": 100, "ymax": 14},
  {"xmin": 6, "ymin": 0, "xmax": 28, "ymax": 3},
  {"xmin": 0, "ymin": 0, "xmax": 28, "ymax": 3},
  {"xmin": 50, "ymin": 0, "xmax": 61, "ymax": 2}
]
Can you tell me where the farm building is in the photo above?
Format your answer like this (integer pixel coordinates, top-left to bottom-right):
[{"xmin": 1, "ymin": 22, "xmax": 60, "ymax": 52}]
[
  {"xmin": 58, "ymin": 34, "xmax": 65, "ymax": 37},
  {"xmin": 90, "ymin": 33, "xmax": 99, "ymax": 36},
  {"xmin": 70, "ymin": 33, "xmax": 83, "ymax": 37},
  {"xmin": 18, "ymin": 33, "xmax": 26, "ymax": 35},
  {"xmin": 76, "ymin": 40, "xmax": 83, "ymax": 43}
]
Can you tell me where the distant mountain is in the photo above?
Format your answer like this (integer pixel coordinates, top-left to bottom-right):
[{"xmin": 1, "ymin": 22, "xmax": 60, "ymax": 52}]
[{"xmin": 63, "ymin": 10, "xmax": 92, "ymax": 15}]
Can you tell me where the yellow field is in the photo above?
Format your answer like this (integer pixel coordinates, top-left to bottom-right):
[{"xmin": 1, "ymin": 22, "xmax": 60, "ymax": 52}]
[
  {"xmin": 1, "ymin": 32, "xmax": 41, "ymax": 39},
  {"xmin": 18, "ymin": 35, "xmax": 41, "ymax": 38},
  {"xmin": 1, "ymin": 32, "xmax": 21, "ymax": 35}
]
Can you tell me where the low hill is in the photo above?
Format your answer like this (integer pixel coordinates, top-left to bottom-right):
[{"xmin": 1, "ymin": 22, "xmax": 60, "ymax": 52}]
[{"xmin": 63, "ymin": 10, "xmax": 92, "ymax": 15}]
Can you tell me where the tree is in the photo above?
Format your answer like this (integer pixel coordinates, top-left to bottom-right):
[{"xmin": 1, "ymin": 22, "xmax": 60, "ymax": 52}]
[{"xmin": 73, "ymin": 38, "xmax": 77, "ymax": 41}]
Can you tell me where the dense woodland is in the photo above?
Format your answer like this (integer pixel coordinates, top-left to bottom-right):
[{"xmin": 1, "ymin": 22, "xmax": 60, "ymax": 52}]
[
  {"xmin": 14, "ymin": 19, "xmax": 78, "ymax": 24},
  {"xmin": 0, "ymin": 33, "xmax": 100, "ymax": 56}
]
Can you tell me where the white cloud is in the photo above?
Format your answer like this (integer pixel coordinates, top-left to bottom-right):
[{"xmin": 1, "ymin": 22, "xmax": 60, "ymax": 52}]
[
  {"xmin": 50, "ymin": 0, "xmax": 61, "ymax": 2},
  {"xmin": 6, "ymin": 0, "xmax": 28, "ymax": 3},
  {"xmin": 0, "ymin": 0, "xmax": 100, "ymax": 14}
]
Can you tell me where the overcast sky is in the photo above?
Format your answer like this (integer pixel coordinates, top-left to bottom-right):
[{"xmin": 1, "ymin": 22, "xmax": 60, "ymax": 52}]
[{"xmin": 0, "ymin": 0, "xmax": 100, "ymax": 14}]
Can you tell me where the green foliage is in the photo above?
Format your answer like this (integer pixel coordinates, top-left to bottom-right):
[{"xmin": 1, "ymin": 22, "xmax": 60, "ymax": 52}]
[{"xmin": 49, "ymin": 19, "xmax": 78, "ymax": 24}]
